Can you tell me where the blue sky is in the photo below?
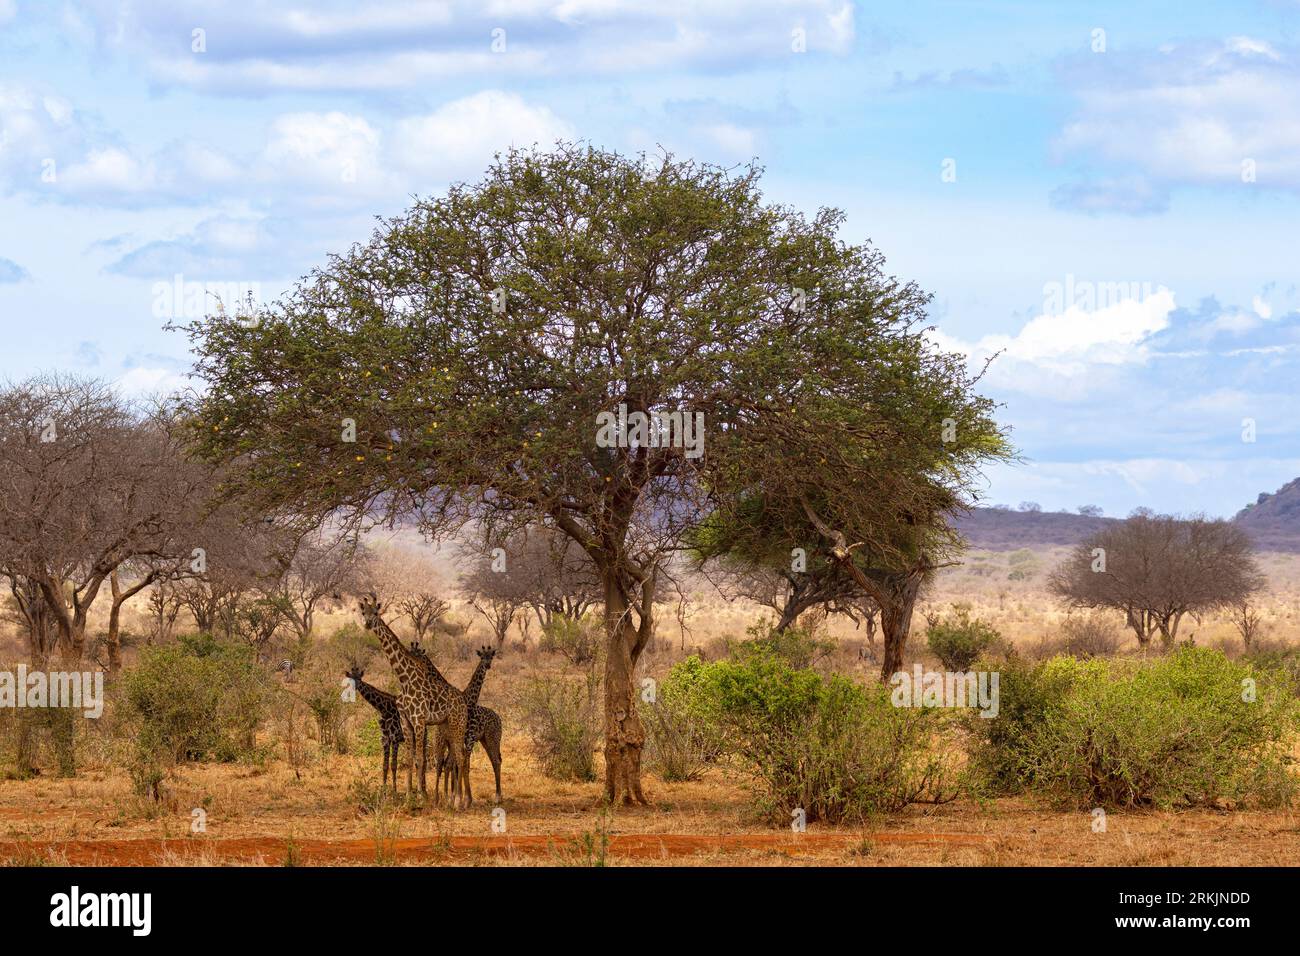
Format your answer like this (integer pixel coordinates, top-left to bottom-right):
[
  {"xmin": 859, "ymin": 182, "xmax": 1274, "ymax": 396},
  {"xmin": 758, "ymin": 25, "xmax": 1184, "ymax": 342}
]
[{"xmin": 2, "ymin": 1, "xmax": 1299, "ymax": 519}]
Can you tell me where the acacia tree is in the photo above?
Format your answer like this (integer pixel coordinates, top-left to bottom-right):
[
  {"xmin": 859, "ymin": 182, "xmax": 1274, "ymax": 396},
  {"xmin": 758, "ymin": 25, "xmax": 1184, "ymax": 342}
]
[
  {"xmin": 458, "ymin": 552, "xmax": 529, "ymax": 649},
  {"xmin": 693, "ymin": 530, "xmax": 875, "ymax": 633},
  {"xmin": 177, "ymin": 145, "xmax": 1006, "ymax": 803},
  {"xmin": 0, "ymin": 376, "xmax": 207, "ymax": 665},
  {"xmin": 1048, "ymin": 513, "xmax": 1264, "ymax": 648}
]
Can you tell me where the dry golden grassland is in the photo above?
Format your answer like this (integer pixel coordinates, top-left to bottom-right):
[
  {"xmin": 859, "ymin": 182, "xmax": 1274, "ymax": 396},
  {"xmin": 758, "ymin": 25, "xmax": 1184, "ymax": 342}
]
[{"xmin": 1, "ymin": 544, "xmax": 1298, "ymax": 867}]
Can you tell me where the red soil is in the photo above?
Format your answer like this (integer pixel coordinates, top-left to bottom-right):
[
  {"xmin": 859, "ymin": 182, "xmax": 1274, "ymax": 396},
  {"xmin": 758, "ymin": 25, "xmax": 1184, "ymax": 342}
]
[{"xmin": 0, "ymin": 830, "xmax": 989, "ymax": 865}]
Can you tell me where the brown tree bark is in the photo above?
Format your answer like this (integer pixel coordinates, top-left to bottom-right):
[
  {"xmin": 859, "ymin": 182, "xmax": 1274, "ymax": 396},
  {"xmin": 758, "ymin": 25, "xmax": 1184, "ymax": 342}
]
[
  {"xmin": 877, "ymin": 569, "xmax": 924, "ymax": 679},
  {"xmin": 105, "ymin": 570, "xmax": 157, "ymax": 673},
  {"xmin": 601, "ymin": 564, "xmax": 650, "ymax": 806}
]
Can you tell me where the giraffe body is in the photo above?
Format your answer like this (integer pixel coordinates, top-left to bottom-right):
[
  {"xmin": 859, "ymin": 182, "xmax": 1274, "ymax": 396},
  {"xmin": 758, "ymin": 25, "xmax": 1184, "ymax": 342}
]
[
  {"xmin": 345, "ymin": 665, "xmax": 404, "ymax": 790},
  {"xmin": 414, "ymin": 642, "xmax": 501, "ymax": 805}
]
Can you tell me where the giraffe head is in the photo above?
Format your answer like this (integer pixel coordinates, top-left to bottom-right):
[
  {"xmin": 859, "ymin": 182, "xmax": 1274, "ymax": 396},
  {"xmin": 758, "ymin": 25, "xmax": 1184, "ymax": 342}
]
[
  {"xmin": 344, "ymin": 662, "xmax": 364, "ymax": 682},
  {"xmin": 476, "ymin": 645, "xmax": 497, "ymax": 667},
  {"xmin": 410, "ymin": 640, "xmax": 429, "ymax": 660},
  {"xmin": 358, "ymin": 592, "xmax": 385, "ymax": 629}
]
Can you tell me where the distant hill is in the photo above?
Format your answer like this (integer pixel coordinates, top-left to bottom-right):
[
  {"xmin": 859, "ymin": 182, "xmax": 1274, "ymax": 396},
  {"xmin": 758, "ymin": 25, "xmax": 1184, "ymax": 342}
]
[
  {"xmin": 954, "ymin": 477, "xmax": 1300, "ymax": 554},
  {"xmin": 952, "ymin": 508, "xmax": 1115, "ymax": 551},
  {"xmin": 1233, "ymin": 477, "xmax": 1300, "ymax": 552}
]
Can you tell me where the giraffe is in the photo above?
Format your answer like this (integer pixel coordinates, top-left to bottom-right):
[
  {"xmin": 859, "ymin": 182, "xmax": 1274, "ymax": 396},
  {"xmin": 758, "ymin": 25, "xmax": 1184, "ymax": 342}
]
[
  {"xmin": 344, "ymin": 663, "xmax": 404, "ymax": 791},
  {"xmin": 410, "ymin": 640, "xmax": 498, "ymax": 806},
  {"xmin": 358, "ymin": 594, "xmax": 472, "ymax": 808},
  {"xmin": 434, "ymin": 703, "xmax": 504, "ymax": 805}
]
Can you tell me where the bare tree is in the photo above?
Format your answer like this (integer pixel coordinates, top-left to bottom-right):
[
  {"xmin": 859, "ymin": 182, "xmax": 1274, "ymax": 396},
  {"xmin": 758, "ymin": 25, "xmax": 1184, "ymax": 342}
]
[
  {"xmin": 1231, "ymin": 599, "xmax": 1264, "ymax": 652},
  {"xmin": 1049, "ymin": 513, "xmax": 1265, "ymax": 649},
  {"xmin": 458, "ymin": 546, "xmax": 530, "ymax": 649},
  {"xmin": 507, "ymin": 527, "xmax": 602, "ymax": 630},
  {"xmin": 368, "ymin": 543, "xmax": 449, "ymax": 641},
  {"xmin": 269, "ymin": 529, "xmax": 369, "ymax": 639},
  {"xmin": 145, "ymin": 579, "xmax": 185, "ymax": 644},
  {"xmin": 0, "ymin": 377, "xmax": 206, "ymax": 665}
]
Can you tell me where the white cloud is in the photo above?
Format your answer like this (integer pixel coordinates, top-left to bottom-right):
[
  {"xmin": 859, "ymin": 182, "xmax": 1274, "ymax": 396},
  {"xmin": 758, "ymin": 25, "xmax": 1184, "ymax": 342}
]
[
  {"xmin": 1054, "ymin": 38, "xmax": 1300, "ymax": 189},
  {"xmin": 116, "ymin": 366, "xmax": 190, "ymax": 397},
  {"xmin": 72, "ymin": 0, "xmax": 862, "ymax": 93},
  {"xmin": 937, "ymin": 289, "xmax": 1176, "ymax": 384},
  {"xmin": 393, "ymin": 91, "xmax": 573, "ymax": 178},
  {"xmin": 261, "ymin": 111, "xmax": 391, "ymax": 197},
  {"xmin": 701, "ymin": 122, "xmax": 758, "ymax": 160}
]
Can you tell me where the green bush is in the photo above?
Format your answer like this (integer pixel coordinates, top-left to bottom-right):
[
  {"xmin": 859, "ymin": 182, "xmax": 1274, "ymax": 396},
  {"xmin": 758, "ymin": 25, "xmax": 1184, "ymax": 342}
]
[
  {"xmin": 733, "ymin": 621, "xmax": 835, "ymax": 669},
  {"xmin": 516, "ymin": 672, "xmax": 601, "ymax": 781},
  {"xmin": 538, "ymin": 615, "xmax": 602, "ymax": 666},
  {"xmin": 121, "ymin": 636, "xmax": 270, "ymax": 768},
  {"xmin": 964, "ymin": 655, "xmax": 1102, "ymax": 794},
  {"xmin": 641, "ymin": 656, "xmax": 725, "ymax": 782},
  {"xmin": 926, "ymin": 606, "xmax": 1001, "ymax": 671},
  {"xmin": 966, "ymin": 647, "xmax": 1299, "ymax": 809},
  {"xmin": 663, "ymin": 649, "xmax": 950, "ymax": 824}
]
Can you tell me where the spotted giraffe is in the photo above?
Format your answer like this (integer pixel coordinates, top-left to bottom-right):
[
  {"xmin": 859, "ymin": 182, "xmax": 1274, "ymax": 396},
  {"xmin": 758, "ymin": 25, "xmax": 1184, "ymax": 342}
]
[
  {"xmin": 344, "ymin": 663, "xmax": 404, "ymax": 790},
  {"xmin": 415, "ymin": 644, "xmax": 503, "ymax": 805},
  {"xmin": 434, "ymin": 702, "xmax": 504, "ymax": 805},
  {"xmin": 358, "ymin": 594, "xmax": 471, "ymax": 808}
]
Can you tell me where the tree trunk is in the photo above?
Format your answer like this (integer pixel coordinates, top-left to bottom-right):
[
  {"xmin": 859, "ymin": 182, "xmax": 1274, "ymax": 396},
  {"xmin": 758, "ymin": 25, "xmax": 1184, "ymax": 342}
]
[
  {"xmin": 107, "ymin": 571, "xmax": 124, "ymax": 673},
  {"xmin": 878, "ymin": 570, "xmax": 923, "ymax": 680},
  {"xmin": 601, "ymin": 566, "xmax": 648, "ymax": 806}
]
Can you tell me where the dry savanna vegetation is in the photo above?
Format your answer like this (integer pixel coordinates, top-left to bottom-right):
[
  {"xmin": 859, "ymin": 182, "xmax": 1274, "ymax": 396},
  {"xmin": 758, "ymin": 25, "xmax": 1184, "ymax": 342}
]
[{"xmin": 2, "ymin": 148, "xmax": 1298, "ymax": 867}]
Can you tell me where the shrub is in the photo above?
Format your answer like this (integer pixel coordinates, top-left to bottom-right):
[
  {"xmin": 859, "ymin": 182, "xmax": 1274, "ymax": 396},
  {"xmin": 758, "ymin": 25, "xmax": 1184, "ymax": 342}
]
[
  {"xmin": 538, "ymin": 614, "xmax": 602, "ymax": 666},
  {"xmin": 641, "ymin": 656, "xmax": 725, "ymax": 782},
  {"xmin": 964, "ymin": 655, "xmax": 1102, "ymax": 794},
  {"xmin": 926, "ymin": 606, "xmax": 1001, "ymax": 671},
  {"xmin": 667, "ymin": 649, "xmax": 951, "ymax": 824},
  {"xmin": 515, "ymin": 671, "xmax": 601, "ymax": 781},
  {"xmin": 733, "ymin": 621, "xmax": 835, "ymax": 669},
  {"xmin": 1034, "ymin": 613, "xmax": 1122, "ymax": 660},
  {"xmin": 121, "ymin": 636, "xmax": 270, "ymax": 769},
  {"xmin": 967, "ymin": 648, "xmax": 1298, "ymax": 808}
]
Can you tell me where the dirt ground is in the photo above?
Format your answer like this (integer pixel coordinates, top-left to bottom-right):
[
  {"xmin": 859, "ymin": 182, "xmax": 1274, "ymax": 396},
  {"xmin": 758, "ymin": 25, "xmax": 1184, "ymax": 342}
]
[{"xmin": 2, "ymin": 744, "xmax": 1297, "ymax": 866}]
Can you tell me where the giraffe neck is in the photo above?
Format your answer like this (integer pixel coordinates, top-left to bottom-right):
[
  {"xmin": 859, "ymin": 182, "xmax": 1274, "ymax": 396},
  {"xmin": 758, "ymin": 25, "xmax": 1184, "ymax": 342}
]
[
  {"xmin": 463, "ymin": 656, "xmax": 492, "ymax": 713},
  {"xmin": 404, "ymin": 635, "xmax": 458, "ymax": 692},
  {"xmin": 368, "ymin": 616, "xmax": 422, "ymax": 683},
  {"xmin": 353, "ymin": 678, "xmax": 392, "ymax": 711}
]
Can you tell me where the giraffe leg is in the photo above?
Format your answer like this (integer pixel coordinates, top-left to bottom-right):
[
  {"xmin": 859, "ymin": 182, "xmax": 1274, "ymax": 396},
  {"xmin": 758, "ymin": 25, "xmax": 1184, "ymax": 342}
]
[
  {"xmin": 402, "ymin": 715, "xmax": 415, "ymax": 798},
  {"xmin": 453, "ymin": 715, "xmax": 471, "ymax": 810},
  {"xmin": 422, "ymin": 730, "xmax": 429, "ymax": 798},
  {"xmin": 416, "ymin": 723, "xmax": 429, "ymax": 799},
  {"xmin": 433, "ymin": 731, "xmax": 447, "ymax": 798},
  {"xmin": 485, "ymin": 735, "xmax": 503, "ymax": 804},
  {"xmin": 380, "ymin": 737, "xmax": 389, "ymax": 791}
]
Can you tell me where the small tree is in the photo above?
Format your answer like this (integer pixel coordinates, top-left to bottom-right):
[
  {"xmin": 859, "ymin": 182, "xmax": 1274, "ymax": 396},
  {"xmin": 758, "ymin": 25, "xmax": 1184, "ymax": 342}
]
[
  {"xmin": 270, "ymin": 529, "xmax": 369, "ymax": 639},
  {"xmin": 1048, "ymin": 513, "xmax": 1264, "ymax": 649},
  {"xmin": 1231, "ymin": 599, "xmax": 1263, "ymax": 652}
]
